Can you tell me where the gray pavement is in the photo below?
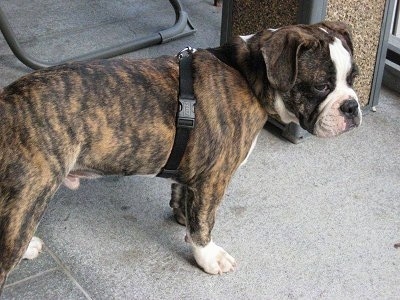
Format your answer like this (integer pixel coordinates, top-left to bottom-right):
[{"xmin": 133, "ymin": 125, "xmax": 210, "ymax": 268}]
[{"xmin": 1, "ymin": 0, "xmax": 399, "ymax": 299}]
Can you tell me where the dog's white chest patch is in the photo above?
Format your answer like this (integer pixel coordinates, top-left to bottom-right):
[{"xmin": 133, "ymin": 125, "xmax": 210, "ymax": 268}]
[{"xmin": 274, "ymin": 92, "xmax": 299, "ymax": 124}]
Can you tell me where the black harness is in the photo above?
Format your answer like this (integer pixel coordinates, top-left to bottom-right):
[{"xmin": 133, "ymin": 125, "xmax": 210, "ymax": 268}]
[{"xmin": 157, "ymin": 47, "xmax": 196, "ymax": 178}]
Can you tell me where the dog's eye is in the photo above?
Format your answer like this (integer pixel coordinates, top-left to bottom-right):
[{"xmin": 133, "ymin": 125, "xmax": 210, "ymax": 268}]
[
  {"xmin": 347, "ymin": 70, "xmax": 358, "ymax": 85},
  {"xmin": 347, "ymin": 64, "xmax": 359, "ymax": 86},
  {"xmin": 314, "ymin": 84, "xmax": 330, "ymax": 94}
]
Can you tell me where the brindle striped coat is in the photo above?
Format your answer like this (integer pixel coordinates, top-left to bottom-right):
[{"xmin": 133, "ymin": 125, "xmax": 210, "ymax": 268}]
[{"xmin": 1, "ymin": 21, "xmax": 355, "ymax": 290}]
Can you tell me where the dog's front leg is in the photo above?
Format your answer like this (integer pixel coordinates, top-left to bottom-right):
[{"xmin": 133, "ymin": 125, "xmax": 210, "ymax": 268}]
[{"xmin": 185, "ymin": 181, "xmax": 236, "ymax": 274}]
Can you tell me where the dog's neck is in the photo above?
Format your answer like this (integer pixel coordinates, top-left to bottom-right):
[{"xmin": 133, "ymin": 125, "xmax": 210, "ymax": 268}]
[{"xmin": 207, "ymin": 31, "xmax": 275, "ymax": 111}]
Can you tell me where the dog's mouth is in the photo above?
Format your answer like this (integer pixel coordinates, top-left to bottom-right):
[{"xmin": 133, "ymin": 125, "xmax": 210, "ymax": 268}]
[
  {"xmin": 345, "ymin": 115, "xmax": 361, "ymax": 129},
  {"xmin": 313, "ymin": 110, "xmax": 362, "ymax": 138}
]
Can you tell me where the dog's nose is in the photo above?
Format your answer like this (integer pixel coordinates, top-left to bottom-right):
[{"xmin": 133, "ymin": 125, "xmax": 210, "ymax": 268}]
[{"xmin": 340, "ymin": 99, "xmax": 359, "ymax": 117}]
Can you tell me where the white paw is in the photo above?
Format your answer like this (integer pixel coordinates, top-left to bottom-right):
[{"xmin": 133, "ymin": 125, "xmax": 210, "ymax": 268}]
[
  {"xmin": 63, "ymin": 175, "xmax": 80, "ymax": 190},
  {"xmin": 192, "ymin": 241, "xmax": 236, "ymax": 274},
  {"xmin": 22, "ymin": 236, "xmax": 44, "ymax": 260}
]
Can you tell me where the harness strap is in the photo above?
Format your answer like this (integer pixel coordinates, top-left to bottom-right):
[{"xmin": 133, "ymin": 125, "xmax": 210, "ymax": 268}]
[{"xmin": 157, "ymin": 48, "xmax": 196, "ymax": 178}]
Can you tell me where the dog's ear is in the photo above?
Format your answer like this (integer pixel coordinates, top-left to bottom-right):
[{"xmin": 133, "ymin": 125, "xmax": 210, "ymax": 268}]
[
  {"xmin": 320, "ymin": 21, "xmax": 354, "ymax": 54},
  {"xmin": 261, "ymin": 28, "xmax": 318, "ymax": 92}
]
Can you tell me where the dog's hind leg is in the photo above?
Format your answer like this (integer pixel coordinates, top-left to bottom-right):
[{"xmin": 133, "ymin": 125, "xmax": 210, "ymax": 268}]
[{"xmin": 0, "ymin": 174, "xmax": 61, "ymax": 292}]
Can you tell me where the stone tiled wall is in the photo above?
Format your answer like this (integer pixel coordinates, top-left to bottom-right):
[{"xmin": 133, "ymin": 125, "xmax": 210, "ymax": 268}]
[
  {"xmin": 231, "ymin": 0, "xmax": 299, "ymax": 36},
  {"xmin": 326, "ymin": 1, "xmax": 386, "ymax": 106},
  {"xmin": 230, "ymin": 0, "xmax": 387, "ymax": 106}
]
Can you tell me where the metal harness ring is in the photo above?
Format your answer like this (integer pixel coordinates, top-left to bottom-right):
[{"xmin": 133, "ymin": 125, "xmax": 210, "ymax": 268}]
[{"xmin": 176, "ymin": 46, "xmax": 196, "ymax": 61}]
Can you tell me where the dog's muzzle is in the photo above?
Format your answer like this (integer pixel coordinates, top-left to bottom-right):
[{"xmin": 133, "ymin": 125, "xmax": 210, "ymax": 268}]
[{"xmin": 313, "ymin": 97, "xmax": 362, "ymax": 138}]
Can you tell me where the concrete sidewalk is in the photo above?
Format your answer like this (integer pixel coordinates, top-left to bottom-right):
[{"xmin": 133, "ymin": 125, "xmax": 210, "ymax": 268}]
[{"xmin": 1, "ymin": 0, "xmax": 399, "ymax": 299}]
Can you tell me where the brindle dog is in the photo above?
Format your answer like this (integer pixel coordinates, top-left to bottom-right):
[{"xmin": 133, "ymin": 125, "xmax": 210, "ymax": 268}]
[{"xmin": 0, "ymin": 21, "xmax": 361, "ymax": 291}]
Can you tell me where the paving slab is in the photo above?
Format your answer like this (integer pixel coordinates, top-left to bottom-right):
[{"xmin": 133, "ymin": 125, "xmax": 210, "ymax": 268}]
[{"xmin": 3, "ymin": 269, "xmax": 89, "ymax": 300}]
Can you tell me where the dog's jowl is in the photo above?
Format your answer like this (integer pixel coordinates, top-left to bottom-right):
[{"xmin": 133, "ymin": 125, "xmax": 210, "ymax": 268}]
[{"xmin": 0, "ymin": 21, "xmax": 361, "ymax": 291}]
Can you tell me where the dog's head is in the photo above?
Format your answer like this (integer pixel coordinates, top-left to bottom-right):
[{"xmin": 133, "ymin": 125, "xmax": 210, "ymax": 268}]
[{"xmin": 261, "ymin": 21, "xmax": 361, "ymax": 138}]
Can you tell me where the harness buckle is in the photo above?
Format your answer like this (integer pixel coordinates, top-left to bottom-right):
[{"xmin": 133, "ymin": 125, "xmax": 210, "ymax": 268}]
[{"xmin": 177, "ymin": 98, "xmax": 195, "ymax": 128}]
